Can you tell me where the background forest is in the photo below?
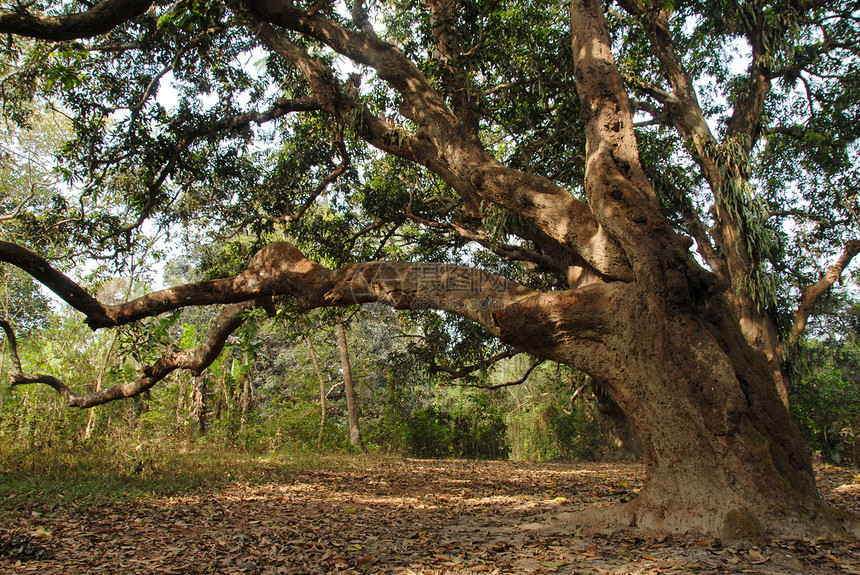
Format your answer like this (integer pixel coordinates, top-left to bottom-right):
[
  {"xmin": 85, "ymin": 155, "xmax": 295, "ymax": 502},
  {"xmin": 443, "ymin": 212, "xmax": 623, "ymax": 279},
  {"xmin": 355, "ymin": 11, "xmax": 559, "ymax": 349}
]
[
  {"xmin": 0, "ymin": 270, "xmax": 611, "ymax": 464},
  {"xmin": 1, "ymin": 108, "xmax": 859, "ymax": 468},
  {"xmin": 3, "ymin": 263, "xmax": 859, "ymax": 470},
  {"xmin": 2, "ymin": 175, "xmax": 859, "ymax": 471},
  {"xmin": 0, "ymin": 108, "xmax": 611, "ymax": 469}
]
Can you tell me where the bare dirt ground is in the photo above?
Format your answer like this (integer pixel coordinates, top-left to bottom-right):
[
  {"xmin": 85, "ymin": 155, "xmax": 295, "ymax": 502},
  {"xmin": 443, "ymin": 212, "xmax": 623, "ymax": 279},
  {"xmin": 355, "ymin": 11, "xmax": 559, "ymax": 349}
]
[{"xmin": 1, "ymin": 459, "xmax": 858, "ymax": 574}]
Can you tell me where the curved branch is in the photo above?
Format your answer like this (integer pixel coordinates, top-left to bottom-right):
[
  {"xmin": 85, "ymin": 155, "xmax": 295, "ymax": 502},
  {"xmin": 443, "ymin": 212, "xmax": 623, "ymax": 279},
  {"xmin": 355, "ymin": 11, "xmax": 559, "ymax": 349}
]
[
  {"xmin": 442, "ymin": 358, "xmax": 545, "ymax": 390},
  {"xmin": 243, "ymin": 0, "xmax": 459, "ymax": 131},
  {"xmin": 4, "ymin": 301, "xmax": 256, "ymax": 408},
  {"xmin": 0, "ymin": 320, "xmax": 23, "ymax": 375},
  {"xmin": 252, "ymin": 22, "xmax": 440, "ymax": 168},
  {"xmin": 789, "ymin": 240, "xmax": 860, "ymax": 346},
  {"xmin": 0, "ymin": 240, "xmax": 111, "ymax": 327},
  {"xmin": 2, "ymin": 239, "xmax": 542, "ymax": 336},
  {"xmin": 0, "ymin": 190, "xmax": 35, "ymax": 222},
  {"xmin": 492, "ymin": 359, "xmax": 544, "ymax": 389},
  {"xmin": 69, "ymin": 301, "xmax": 256, "ymax": 408},
  {"xmin": 431, "ymin": 349, "xmax": 520, "ymax": 378},
  {"xmin": 3, "ymin": 238, "xmax": 624, "ymax": 405},
  {"xmin": 0, "ymin": 0, "xmax": 153, "ymax": 40},
  {"xmin": 1, "ymin": 319, "xmax": 77, "ymax": 400}
]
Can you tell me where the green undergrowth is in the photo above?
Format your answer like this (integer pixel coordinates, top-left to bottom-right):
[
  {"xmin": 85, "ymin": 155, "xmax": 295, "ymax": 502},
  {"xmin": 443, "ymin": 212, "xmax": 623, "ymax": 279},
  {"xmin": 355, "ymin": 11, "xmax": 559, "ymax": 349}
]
[{"xmin": 0, "ymin": 441, "xmax": 369, "ymax": 519}]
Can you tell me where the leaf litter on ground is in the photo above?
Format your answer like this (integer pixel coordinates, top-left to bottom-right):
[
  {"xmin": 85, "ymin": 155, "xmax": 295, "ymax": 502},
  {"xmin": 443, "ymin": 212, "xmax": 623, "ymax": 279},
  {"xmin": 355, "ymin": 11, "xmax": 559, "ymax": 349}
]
[{"xmin": 0, "ymin": 458, "xmax": 858, "ymax": 574}]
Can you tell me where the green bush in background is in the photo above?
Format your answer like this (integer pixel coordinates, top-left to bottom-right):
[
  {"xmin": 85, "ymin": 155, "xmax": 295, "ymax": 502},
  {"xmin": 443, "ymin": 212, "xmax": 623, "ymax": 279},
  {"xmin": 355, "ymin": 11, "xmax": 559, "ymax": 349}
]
[{"xmin": 791, "ymin": 339, "xmax": 860, "ymax": 466}]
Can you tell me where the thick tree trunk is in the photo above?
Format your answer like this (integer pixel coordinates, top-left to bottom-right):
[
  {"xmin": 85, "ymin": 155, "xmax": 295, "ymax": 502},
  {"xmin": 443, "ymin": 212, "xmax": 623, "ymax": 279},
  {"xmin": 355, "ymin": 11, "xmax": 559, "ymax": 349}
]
[
  {"xmin": 336, "ymin": 322, "xmax": 362, "ymax": 450},
  {"xmin": 497, "ymin": 278, "xmax": 857, "ymax": 539},
  {"xmin": 531, "ymin": 0, "xmax": 860, "ymax": 539},
  {"xmin": 614, "ymin": 309, "xmax": 834, "ymax": 538}
]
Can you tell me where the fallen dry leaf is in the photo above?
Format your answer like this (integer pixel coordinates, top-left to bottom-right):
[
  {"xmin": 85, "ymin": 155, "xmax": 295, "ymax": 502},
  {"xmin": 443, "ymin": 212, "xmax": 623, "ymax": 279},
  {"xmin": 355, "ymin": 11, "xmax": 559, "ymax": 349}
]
[{"xmin": 0, "ymin": 460, "xmax": 856, "ymax": 574}]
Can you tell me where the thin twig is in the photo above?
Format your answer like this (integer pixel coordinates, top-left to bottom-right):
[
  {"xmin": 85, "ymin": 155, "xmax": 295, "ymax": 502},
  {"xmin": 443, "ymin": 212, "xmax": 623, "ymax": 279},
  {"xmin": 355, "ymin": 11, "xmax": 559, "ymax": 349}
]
[
  {"xmin": 432, "ymin": 349, "xmax": 520, "ymax": 379},
  {"xmin": 442, "ymin": 358, "xmax": 545, "ymax": 390}
]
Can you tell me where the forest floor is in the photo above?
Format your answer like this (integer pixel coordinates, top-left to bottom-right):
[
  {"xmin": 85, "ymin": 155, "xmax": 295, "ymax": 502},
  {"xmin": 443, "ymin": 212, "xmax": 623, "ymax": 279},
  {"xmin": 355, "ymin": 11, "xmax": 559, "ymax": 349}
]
[{"xmin": 0, "ymin": 456, "xmax": 858, "ymax": 574}]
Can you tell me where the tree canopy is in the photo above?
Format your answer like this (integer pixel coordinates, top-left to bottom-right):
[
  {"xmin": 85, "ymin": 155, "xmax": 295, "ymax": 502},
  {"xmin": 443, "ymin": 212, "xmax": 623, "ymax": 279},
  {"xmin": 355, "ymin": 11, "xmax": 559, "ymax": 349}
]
[{"xmin": 1, "ymin": 0, "xmax": 859, "ymax": 540}]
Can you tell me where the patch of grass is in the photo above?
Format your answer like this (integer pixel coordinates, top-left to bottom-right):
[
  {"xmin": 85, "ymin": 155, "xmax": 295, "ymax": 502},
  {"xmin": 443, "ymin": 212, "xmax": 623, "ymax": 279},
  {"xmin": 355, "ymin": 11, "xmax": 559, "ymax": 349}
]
[{"xmin": 0, "ymin": 441, "xmax": 372, "ymax": 519}]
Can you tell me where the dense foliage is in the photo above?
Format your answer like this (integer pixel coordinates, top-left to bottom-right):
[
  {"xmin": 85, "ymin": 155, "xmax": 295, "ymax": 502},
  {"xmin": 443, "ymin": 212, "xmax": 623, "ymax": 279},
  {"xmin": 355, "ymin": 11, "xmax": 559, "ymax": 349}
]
[
  {"xmin": 0, "ymin": 301, "xmax": 615, "ymax": 462},
  {"xmin": 792, "ymin": 336, "xmax": 860, "ymax": 467}
]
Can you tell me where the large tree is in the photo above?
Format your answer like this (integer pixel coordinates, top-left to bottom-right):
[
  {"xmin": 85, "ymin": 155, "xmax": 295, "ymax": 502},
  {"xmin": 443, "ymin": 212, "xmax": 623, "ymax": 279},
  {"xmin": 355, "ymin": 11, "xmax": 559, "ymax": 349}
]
[{"xmin": 1, "ymin": 0, "xmax": 859, "ymax": 539}]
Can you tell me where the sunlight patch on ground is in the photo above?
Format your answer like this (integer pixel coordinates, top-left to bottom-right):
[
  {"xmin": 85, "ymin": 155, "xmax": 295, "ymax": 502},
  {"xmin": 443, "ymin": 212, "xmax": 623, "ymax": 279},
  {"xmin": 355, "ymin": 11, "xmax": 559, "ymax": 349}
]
[
  {"xmin": 832, "ymin": 482, "xmax": 859, "ymax": 495},
  {"xmin": 3, "ymin": 459, "xmax": 859, "ymax": 574}
]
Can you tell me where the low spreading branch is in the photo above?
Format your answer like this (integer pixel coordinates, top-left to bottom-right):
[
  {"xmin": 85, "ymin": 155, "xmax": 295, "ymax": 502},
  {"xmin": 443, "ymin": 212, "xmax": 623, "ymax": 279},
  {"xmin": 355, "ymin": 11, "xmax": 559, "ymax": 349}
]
[
  {"xmin": 2, "ymin": 301, "xmax": 258, "ymax": 408},
  {"xmin": 0, "ymin": 237, "xmax": 573, "ymax": 405},
  {"xmin": 1, "ymin": 239, "xmax": 544, "ymax": 336},
  {"xmin": 1, "ymin": 320, "xmax": 72, "ymax": 399}
]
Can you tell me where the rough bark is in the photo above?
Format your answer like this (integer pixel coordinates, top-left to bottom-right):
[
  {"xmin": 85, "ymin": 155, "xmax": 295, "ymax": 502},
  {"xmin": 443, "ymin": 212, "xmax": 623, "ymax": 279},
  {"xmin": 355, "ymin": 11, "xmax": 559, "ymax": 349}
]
[
  {"xmin": 619, "ymin": 0, "xmax": 858, "ymax": 410},
  {"xmin": 336, "ymin": 322, "xmax": 362, "ymax": 450},
  {"xmin": 0, "ymin": 0, "xmax": 153, "ymax": 40},
  {"xmin": 496, "ymin": 278, "xmax": 855, "ymax": 538},
  {"xmin": 619, "ymin": 0, "xmax": 791, "ymax": 406}
]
